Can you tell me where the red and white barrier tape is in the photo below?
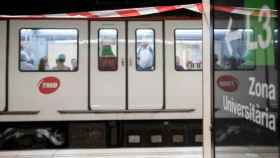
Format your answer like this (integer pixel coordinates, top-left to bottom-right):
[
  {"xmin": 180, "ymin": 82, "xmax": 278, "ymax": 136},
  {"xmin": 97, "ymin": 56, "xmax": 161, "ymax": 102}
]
[
  {"xmin": 0, "ymin": 3, "xmax": 277, "ymax": 19},
  {"xmin": 0, "ymin": 3, "xmax": 201, "ymax": 19},
  {"xmin": 213, "ymin": 5, "xmax": 277, "ymax": 18}
]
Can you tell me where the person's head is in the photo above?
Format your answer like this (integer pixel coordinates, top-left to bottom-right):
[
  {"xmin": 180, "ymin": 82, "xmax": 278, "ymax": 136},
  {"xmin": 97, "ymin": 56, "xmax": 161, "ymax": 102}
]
[
  {"xmin": 142, "ymin": 42, "xmax": 149, "ymax": 48},
  {"xmin": 38, "ymin": 57, "xmax": 48, "ymax": 71},
  {"xmin": 56, "ymin": 54, "xmax": 66, "ymax": 65}
]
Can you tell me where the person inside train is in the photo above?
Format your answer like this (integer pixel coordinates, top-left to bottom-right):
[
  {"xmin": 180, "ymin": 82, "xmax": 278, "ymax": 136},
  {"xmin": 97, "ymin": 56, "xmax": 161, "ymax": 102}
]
[
  {"xmin": 38, "ymin": 57, "xmax": 49, "ymax": 71},
  {"xmin": 20, "ymin": 53, "xmax": 35, "ymax": 71},
  {"xmin": 20, "ymin": 43, "xmax": 36, "ymax": 70},
  {"xmin": 52, "ymin": 54, "xmax": 71, "ymax": 71},
  {"xmin": 136, "ymin": 41, "xmax": 154, "ymax": 71},
  {"xmin": 101, "ymin": 45, "xmax": 114, "ymax": 57},
  {"xmin": 71, "ymin": 58, "xmax": 78, "ymax": 71},
  {"xmin": 20, "ymin": 43, "xmax": 34, "ymax": 64}
]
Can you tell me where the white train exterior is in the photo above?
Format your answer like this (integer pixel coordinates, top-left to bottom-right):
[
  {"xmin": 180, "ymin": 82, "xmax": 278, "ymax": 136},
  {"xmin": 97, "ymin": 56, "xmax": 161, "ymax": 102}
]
[{"xmin": 0, "ymin": 19, "xmax": 203, "ymax": 121}]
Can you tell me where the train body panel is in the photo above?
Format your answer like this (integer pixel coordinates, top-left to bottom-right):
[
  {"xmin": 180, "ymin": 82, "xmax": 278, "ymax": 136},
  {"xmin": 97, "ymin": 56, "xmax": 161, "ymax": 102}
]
[
  {"xmin": 90, "ymin": 21, "xmax": 126, "ymax": 111},
  {"xmin": 0, "ymin": 19, "xmax": 203, "ymax": 121},
  {"xmin": 127, "ymin": 21, "xmax": 163, "ymax": 110},
  {"xmin": 8, "ymin": 20, "xmax": 88, "ymax": 113},
  {"xmin": 165, "ymin": 20, "xmax": 202, "ymax": 118},
  {"xmin": 0, "ymin": 21, "xmax": 6, "ymax": 111},
  {"xmin": 214, "ymin": 70, "xmax": 269, "ymax": 118}
]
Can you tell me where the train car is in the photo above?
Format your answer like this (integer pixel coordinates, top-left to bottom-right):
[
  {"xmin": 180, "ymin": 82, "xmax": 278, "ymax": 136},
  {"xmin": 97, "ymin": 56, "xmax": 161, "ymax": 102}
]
[
  {"xmin": 0, "ymin": 14, "xmax": 204, "ymax": 149},
  {"xmin": 0, "ymin": 18, "xmax": 203, "ymax": 119}
]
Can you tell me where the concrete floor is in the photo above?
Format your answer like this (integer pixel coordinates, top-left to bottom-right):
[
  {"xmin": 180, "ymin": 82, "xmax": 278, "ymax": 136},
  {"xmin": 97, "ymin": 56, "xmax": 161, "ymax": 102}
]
[{"xmin": 0, "ymin": 147, "xmax": 279, "ymax": 158}]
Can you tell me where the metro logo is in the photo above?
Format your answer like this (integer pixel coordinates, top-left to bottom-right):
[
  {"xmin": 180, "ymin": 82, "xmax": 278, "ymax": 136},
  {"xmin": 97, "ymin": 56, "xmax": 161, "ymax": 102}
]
[
  {"xmin": 38, "ymin": 77, "xmax": 60, "ymax": 94},
  {"xmin": 217, "ymin": 75, "xmax": 239, "ymax": 92}
]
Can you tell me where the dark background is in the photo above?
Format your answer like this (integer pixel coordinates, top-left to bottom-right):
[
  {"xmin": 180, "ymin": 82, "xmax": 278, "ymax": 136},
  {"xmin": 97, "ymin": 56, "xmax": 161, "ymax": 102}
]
[{"xmin": 0, "ymin": 0, "xmax": 200, "ymax": 15}]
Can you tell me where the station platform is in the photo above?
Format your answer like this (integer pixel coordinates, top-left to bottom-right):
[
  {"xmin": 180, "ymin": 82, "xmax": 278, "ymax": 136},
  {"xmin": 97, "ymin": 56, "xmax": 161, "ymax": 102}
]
[{"xmin": 0, "ymin": 147, "xmax": 278, "ymax": 158}]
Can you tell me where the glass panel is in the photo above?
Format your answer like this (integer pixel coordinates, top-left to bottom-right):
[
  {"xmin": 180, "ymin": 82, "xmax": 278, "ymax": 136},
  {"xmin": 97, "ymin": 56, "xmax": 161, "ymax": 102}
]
[
  {"xmin": 175, "ymin": 29, "xmax": 202, "ymax": 71},
  {"xmin": 214, "ymin": 29, "xmax": 255, "ymax": 70},
  {"xmin": 213, "ymin": 0, "xmax": 279, "ymax": 157},
  {"xmin": 136, "ymin": 29, "xmax": 155, "ymax": 71},
  {"xmin": 20, "ymin": 29, "xmax": 78, "ymax": 72},
  {"xmin": 98, "ymin": 29, "xmax": 118, "ymax": 71}
]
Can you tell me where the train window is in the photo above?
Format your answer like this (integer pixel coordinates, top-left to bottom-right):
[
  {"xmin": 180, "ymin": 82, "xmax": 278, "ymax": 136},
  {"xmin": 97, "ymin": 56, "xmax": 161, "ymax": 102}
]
[
  {"xmin": 214, "ymin": 29, "xmax": 256, "ymax": 70},
  {"xmin": 98, "ymin": 29, "xmax": 118, "ymax": 71},
  {"xmin": 19, "ymin": 28, "xmax": 78, "ymax": 72},
  {"xmin": 136, "ymin": 29, "xmax": 155, "ymax": 71},
  {"xmin": 175, "ymin": 29, "xmax": 202, "ymax": 71}
]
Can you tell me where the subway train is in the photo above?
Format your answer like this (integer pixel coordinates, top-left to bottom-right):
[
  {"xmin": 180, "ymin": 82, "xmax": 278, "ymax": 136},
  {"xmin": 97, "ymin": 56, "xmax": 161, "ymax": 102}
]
[
  {"xmin": 0, "ymin": 17, "xmax": 204, "ymax": 149},
  {"xmin": 0, "ymin": 19, "xmax": 203, "ymax": 120},
  {"xmin": 0, "ymin": 15, "xmax": 277, "ymax": 150}
]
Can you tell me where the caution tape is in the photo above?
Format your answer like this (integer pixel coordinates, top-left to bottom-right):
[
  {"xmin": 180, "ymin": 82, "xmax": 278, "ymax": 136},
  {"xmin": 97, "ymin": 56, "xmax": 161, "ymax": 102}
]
[
  {"xmin": 213, "ymin": 4, "xmax": 277, "ymax": 18},
  {"xmin": 0, "ymin": 3, "xmax": 277, "ymax": 19},
  {"xmin": 0, "ymin": 3, "xmax": 201, "ymax": 19}
]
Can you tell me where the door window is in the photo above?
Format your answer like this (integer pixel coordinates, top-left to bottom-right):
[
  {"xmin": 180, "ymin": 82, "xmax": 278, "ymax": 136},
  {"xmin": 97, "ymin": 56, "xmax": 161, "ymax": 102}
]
[
  {"xmin": 98, "ymin": 29, "xmax": 118, "ymax": 71},
  {"xmin": 135, "ymin": 29, "xmax": 155, "ymax": 71}
]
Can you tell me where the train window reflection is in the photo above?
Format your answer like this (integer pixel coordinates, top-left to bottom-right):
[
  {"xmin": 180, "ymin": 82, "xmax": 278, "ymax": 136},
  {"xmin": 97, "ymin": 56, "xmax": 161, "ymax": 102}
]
[
  {"xmin": 214, "ymin": 29, "xmax": 255, "ymax": 70},
  {"xmin": 175, "ymin": 29, "xmax": 202, "ymax": 71},
  {"xmin": 19, "ymin": 29, "xmax": 78, "ymax": 72},
  {"xmin": 98, "ymin": 29, "xmax": 118, "ymax": 71},
  {"xmin": 136, "ymin": 29, "xmax": 155, "ymax": 71}
]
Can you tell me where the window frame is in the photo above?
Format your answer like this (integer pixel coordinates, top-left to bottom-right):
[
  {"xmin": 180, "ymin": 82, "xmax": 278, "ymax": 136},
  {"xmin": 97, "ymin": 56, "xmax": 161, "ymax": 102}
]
[
  {"xmin": 174, "ymin": 29, "xmax": 203, "ymax": 72},
  {"xmin": 18, "ymin": 28, "xmax": 80, "ymax": 72},
  {"xmin": 135, "ymin": 28, "xmax": 156, "ymax": 72},
  {"xmin": 97, "ymin": 28, "xmax": 119, "ymax": 71}
]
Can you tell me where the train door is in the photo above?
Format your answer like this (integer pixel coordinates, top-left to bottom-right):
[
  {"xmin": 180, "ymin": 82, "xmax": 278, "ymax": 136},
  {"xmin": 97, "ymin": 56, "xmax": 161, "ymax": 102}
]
[
  {"xmin": 8, "ymin": 20, "xmax": 88, "ymax": 114},
  {"xmin": 0, "ymin": 21, "xmax": 6, "ymax": 111},
  {"xmin": 90, "ymin": 21, "xmax": 126, "ymax": 110},
  {"xmin": 165, "ymin": 20, "xmax": 202, "ymax": 118},
  {"xmin": 128, "ymin": 21, "xmax": 163, "ymax": 110}
]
